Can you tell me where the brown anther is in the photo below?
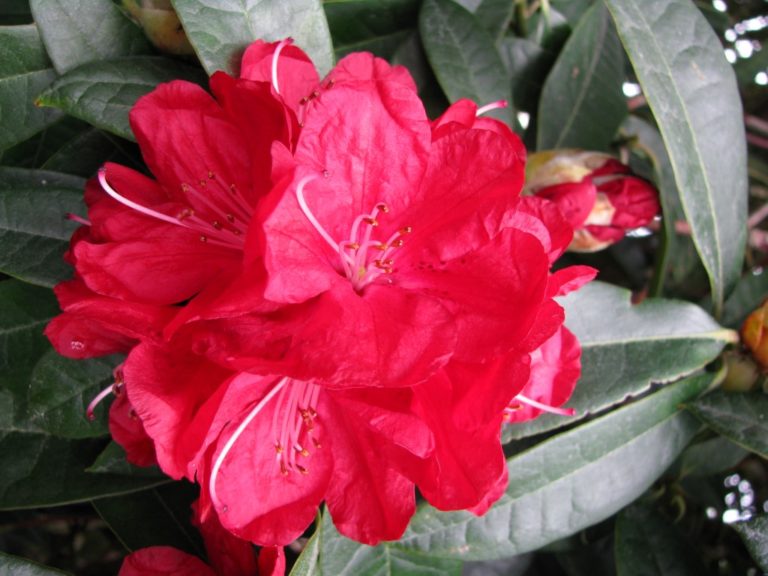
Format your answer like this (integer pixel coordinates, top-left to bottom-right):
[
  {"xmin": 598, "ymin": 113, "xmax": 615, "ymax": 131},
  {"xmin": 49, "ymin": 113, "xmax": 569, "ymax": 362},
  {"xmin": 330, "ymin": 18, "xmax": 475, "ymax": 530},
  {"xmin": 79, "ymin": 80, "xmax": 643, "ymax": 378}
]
[
  {"xmin": 392, "ymin": 239, "xmax": 404, "ymax": 248},
  {"xmin": 376, "ymin": 244, "xmax": 388, "ymax": 251},
  {"xmin": 181, "ymin": 183, "xmax": 190, "ymax": 192},
  {"xmin": 198, "ymin": 179, "xmax": 207, "ymax": 188},
  {"xmin": 280, "ymin": 461, "xmax": 289, "ymax": 476},
  {"xmin": 327, "ymin": 79, "xmax": 335, "ymax": 88},
  {"xmin": 312, "ymin": 90, "xmax": 320, "ymax": 98},
  {"xmin": 275, "ymin": 443, "xmax": 284, "ymax": 454},
  {"xmin": 128, "ymin": 408, "xmax": 138, "ymax": 420},
  {"xmin": 308, "ymin": 408, "xmax": 317, "ymax": 418},
  {"xmin": 176, "ymin": 208, "xmax": 194, "ymax": 220},
  {"xmin": 207, "ymin": 171, "xmax": 215, "ymax": 179},
  {"xmin": 300, "ymin": 448, "xmax": 310, "ymax": 457},
  {"xmin": 297, "ymin": 464, "xmax": 309, "ymax": 475},
  {"xmin": 312, "ymin": 437, "xmax": 322, "ymax": 449},
  {"xmin": 212, "ymin": 220, "xmax": 222, "ymax": 230},
  {"xmin": 300, "ymin": 97, "xmax": 308, "ymax": 104},
  {"xmin": 400, "ymin": 226, "xmax": 413, "ymax": 234},
  {"xmin": 376, "ymin": 203, "xmax": 389, "ymax": 213},
  {"xmin": 200, "ymin": 235, "xmax": 208, "ymax": 243},
  {"xmin": 346, "ymin": 242, "xmax": 360, "ymax": 250},
  {"xmin": 226, "ymin": 213, "xmax": 235, "ymax": 223},
  {"xmin": 363, "ymin": 217, "xmax": 378, "ymax": 227}
]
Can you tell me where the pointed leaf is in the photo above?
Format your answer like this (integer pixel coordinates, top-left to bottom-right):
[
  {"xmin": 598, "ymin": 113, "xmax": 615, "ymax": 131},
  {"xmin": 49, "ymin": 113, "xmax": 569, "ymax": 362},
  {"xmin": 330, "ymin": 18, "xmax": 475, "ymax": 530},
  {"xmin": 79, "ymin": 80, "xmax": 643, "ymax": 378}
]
[
  {"xmin": 393, "ymin": 373, "xmax": 713, "ymax": 560},
  {"xmin": 0, "ymin": 552, "xmax": 71, "ymax": 575},
  {"xmin": 508, "ymin": 282, "xmax": 735, "ymax": 439},
  {"xmin": 171, "ymin": 0, "xmax": 334, "ymax": 76},
  {"xmin": 29, "ymin": 0, "xmax": 150, "ymax": 74},
  {"xmin": 473, "ymin": 0, "xmax": 516, "ymax": 43},
  {"xmin": 419, "ymin": 0, "xmax": 513, "ymax": 125},
  {"xmin": 684, "ymin": 390, "xmax": 768, "ymax": 459},
  {"xmin": 290, "ymin": 515, "xmax": 321, "ymax": 576},
  {"xmin": 604, "ymin": 0, "xmax": 748, "ymax": 314},
  {"xmin": 37, "ymin": 57, "xmax": 206, "ymax": 141},
  {"xmin": 536, "ymin": 1, "xmax": 625, "ymax": 151},
  {"xmin": 732, "ymin": 515, "xmax": 768, "ymax": 572},
  {"xmin": 0, "ymin": 25, "xmax": 61, "ymax": 151},
  {"xmin": 0, "ymin": 168, "xmax": 84, "ymax": 287},
  {"xmin": 319, "ymin": 514, "xmax": 463, "ymax": 575},
  {"xmin": 677, "ymin": 436, "xmax": 748, "ymax": 478},
  {"xmin": 93, "ymin": 482, "xmax": 204, "ymax": 555},
  {"xmin": 615, "ymin": 503, "xmax": 707, "ymax": 576}
]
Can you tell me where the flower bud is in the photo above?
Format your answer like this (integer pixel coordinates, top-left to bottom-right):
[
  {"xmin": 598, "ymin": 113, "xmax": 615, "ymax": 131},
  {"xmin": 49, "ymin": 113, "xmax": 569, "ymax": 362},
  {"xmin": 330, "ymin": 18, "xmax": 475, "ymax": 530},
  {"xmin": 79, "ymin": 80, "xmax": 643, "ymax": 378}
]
[
  {"xmin": 524, "ymin": 150, "xmax": 660, "ymax": 252},
  {"xmin": 120, "ymin": 0, "xmax": 194, "ymax": 56},
  {"xmin": 742, "ymin": 299, "xmax": 768, "ymax": 370}
]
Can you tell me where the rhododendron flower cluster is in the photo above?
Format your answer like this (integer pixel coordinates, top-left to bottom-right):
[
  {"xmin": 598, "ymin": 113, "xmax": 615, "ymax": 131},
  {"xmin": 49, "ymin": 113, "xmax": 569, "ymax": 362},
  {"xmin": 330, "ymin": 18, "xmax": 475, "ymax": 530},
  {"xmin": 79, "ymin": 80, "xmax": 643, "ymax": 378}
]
[
  {"xmin": 46, "ymin": 39, "xmax": 595, "ymax": 553},
  {"xmin": 525, "ymin": 150, "xmax": 660, "ymax": 252}
]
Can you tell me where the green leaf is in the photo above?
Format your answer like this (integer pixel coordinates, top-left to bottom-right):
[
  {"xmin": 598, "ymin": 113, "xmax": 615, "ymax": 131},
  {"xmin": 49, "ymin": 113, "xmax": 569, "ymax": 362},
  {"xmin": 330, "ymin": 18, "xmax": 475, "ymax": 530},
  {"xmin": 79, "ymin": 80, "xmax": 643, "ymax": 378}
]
[
  {"xmin": 29, "ymin": 0, "xmax": 150, "ymax": 74},
  {"xmin": 0, "ymin": 25, "xmax": 62, "ymax": 151},
  {"xmin": 319, "ymin": 513, "xmax": 463, "ymax": 575},
  {"xmin": 0, "ymin": 552, "xmax": 72, "ymax": 575},
  {"xmin": 171, "ymin": 0, "xmax": 334, "ymax": 76},
  {"xmin": 684, "ymin": 390, "xmax": 768, "ymax": 459},
  {"xmin": 37, "ymin": 57, "xmax": 206, "ymax": 142},
  {"xmin": 324, "ymin": 0, "xmax": 418, "ymax": 60},
  {"xmin": 290, "ymin": 514, "xmax": 322, "ymax": 576},
  {"xmin": 550, "ymin": 0, "xmax": 595, "ymax": 24},
  {"xmin": 86, "ymin": 442, "xmax": 163, "ymax": 478},
  {"xmin": 0, "ymin": 167, "xmax": 84, "ymax": 287},
  {"xmin": 473, "ymin": 0, "xmax": 516, "ymax": 43},
  {"xmin": 714, "ymin": 269, "xmax": 768, "ymax": 329},
  {"xmin": 732, "ymin": 515, "xmax": 768, "ymax": 572},
  {"xmin": 508, "ymin": 281, "xmax": 735, "ymax": 439},
  {"xmin": 27, "ymin": 351, "xmax": 119, "ymax": 439},
  {"xmin": 604, "ymin": 0, "xmax": 748, "ymax": 315},
  {"xmin": 536, "ymin": 1, "xmax": 625, "ymax": 151},
  {"xmin": 615, "ymin": 502, "xmax": 707, "ymax": 576},
  {"xmin": 499, "ymin": 36, "xmax": 557, "ymax": 113},
  {"xmin": 0, "ymin": 433, "xmax": 168, "ymax": 510},
  {"xmin": 0, "ymin": 1, "xmax": 33, "ymax": 25},
  {"xmin": 393, "ymin": 373, "xmax": 713, "ymax": 560},
  {"xmin": 677, "ymin": 435, "xmax": 748, "ymax": 478},
  {"xmin": 419, "ymin": 0, "xmax": 513, "ymax": 125},
  {"xmin": 93, "ymin": 482, "xmax": 204, "ymax": 555}
]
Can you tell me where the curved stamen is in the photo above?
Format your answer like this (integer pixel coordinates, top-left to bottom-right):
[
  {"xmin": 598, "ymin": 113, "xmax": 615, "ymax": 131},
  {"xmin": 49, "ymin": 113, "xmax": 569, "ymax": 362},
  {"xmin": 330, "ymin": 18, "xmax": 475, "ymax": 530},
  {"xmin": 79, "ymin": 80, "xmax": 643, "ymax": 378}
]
[
  {"xmin": 66, "ymin": 213, "xmax": 91, "ymax": 226},
  {"xmin": 512, "ymin": 394, "xmax": 576, "ymax": 417},
  {"xmin": 476, "ymin": 100, "xmax": 508, "ymax": 117},
  {"xmin": 271, "ymin": 38, "xmax": 293, "ymax": 95},
  {"xmin": 86, "ymin": 384, "xmax": 116, "ymax": 421},
  {"xmin": 295, "ymin": 175, "xmax": 341, "ymax": 253},
  {"xmin": 210, "ymin": 378, "xmax": 288, "ymax": 510},
  {"xmin": 98, "ymin": 168, "xmax": 184, "ymax": 227}
]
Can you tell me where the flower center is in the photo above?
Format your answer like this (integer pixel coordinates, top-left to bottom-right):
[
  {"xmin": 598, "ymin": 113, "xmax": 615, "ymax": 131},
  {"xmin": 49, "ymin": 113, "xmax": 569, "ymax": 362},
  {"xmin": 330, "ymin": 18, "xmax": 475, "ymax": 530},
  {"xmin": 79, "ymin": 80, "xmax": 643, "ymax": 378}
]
[
  {"xmin": 295, "ymin": 175, "xmax": 411, "ymax": 292},
  {"xmin": 209, "ymin": 378, "xmax": 322, "ymax": 513},
  {"xmin": 97, "ymin": 168, "xmax": 247, "ymax": 250}
]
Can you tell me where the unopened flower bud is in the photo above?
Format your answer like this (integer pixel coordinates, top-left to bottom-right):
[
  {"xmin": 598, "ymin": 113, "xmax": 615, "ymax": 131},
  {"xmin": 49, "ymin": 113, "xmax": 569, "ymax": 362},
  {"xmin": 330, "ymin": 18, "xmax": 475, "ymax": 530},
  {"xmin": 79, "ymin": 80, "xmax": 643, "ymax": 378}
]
[
  {"xmin": 742, "ymin": 299, "xmax": 768, "ymax": 370},
  {"xmin": 121, "ymin": 0, "xmax": 194, "ymax": 56},
  {"xmin": 524, "ymin": 150, "xmax": 660, "ymax": 252}
]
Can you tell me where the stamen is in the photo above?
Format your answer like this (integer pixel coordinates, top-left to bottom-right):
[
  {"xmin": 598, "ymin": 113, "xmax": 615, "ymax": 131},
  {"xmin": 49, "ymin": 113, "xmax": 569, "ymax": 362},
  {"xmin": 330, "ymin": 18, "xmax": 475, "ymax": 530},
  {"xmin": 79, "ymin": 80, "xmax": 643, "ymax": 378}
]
[
  {"xmin": 86, "ymin": 384, "xmax": 115, "ymax": 421},
  {"xmin": 295, "ymin": 175, "xmax": 341, "ymax": 253},
  {"xmin": 66, "ymin": 213, "xmax": 91, "ymax": 226},
  {"xmin": 271, "ymin": 38, "xmax": 293, "ymax": 95},
  {"xmin": 98, "ymin": 168, "xmax": 183, "ymax": 227},
  {"xmin": 476, "ymin": 100, "xmax": 508, "ymax": 117},
  {"xmin": 512, "ymin": 394, "xmax": 576, "ymax": 417},
  {"xmin": 210, "ymin": 378, "xmax": 288, "ymax": 510}
]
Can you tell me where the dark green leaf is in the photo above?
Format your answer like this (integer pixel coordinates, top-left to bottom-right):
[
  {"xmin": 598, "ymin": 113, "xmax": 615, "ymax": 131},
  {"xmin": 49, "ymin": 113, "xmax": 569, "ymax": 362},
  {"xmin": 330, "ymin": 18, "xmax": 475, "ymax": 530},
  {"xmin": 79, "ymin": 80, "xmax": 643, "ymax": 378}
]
[
  {"xmin": 604, "ymin": 0, "xmax": 748, "ymax": 314},
  {"xmin": 0, "ymin": 1, "xmax": 33, "ymax": 25},
  {"xmin": 615, "ymin": 502, "xmax": 707, "ymax": 576},
  {"xmin": 550, "ymin": 0, "xmax": 595, "ymax": 24},
  {"xmin": 324, "ymin": 0, "xmax": 418, "ymax": 59},
  {"xmin": 536, "ymin": 1, "xmax": 625, "ymax": 151},
  {"xmin": 393, "ymin": 373, "xmax": 713, "ymax": 560},
  {"xmin": 499, "ymin": 36, "xmax": 557, "ymax": 112},
  {"xmin": 0, "ymin": 25, "xmax": 61, "ymax": 151},
  {"xmin": 319, "ymin": 513, "xmax": 463, "ymax": 575},
  {"xmin": 93, "ymin": 482, "xmax": 203, "ymax": 555},
  {"xmin": 508, "ymin": 282, "xmax": 734, "ymax": 439},
  {"xmin": 0, "ymin": 552, "xmax": 71, "ymax": 575},
  {"xmin": 290, "ymin": 514, "xmax": 321, "ymax": 576},
  {"xmin": 732, "ymin": 515, "xmax": 768, "ymax": 572},
  {"xmin": 685, "ymin": 390, "xmax": 768, "ymax": 458},
  {"xmin": 677, "ymin": 435, "xmax": 748, "ymax": 478},
  {"xmin": 473, "ymin": 0, "xmax": 516, "ymax": 43},
  {"xmin": 171, "ymin": 0, "xmax": 334, "ymax": 76},
  {"xmin": 0, "ymin": 167, "xmax": 83, "ymax": 287},
  {"xmin": 29, "ymin": 0, "xmax": 150, "ymax": 74},
  {"xmin": 0, "ymin": 433, "xmax": 168, "ymax": 510},
  {"xmin": 419, "ymin": 0, "xmax": 513, "ymax": 125},
  {"xmin": 86, "ymin": 442, "xmax": 163, "ymax": 478},
  {"xmin": 715, "ymin": 269, "xmax": 768, "ymax": 329},
  {"xmin": 37, "ymin": 57, "xmax": 206, "ymax": 141}
]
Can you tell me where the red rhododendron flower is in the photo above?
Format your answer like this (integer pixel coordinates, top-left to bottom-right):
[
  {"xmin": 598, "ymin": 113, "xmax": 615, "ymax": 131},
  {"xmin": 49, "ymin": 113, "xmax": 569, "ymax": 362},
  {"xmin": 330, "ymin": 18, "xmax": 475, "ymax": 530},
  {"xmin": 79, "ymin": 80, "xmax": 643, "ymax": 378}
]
[
  {"xmin": 119, "ymin": 499, "xmax": 284, "ymax": 576},
  {"xmin": 46, "ymin": 38, "xmax": 595, "ymax": 549},
  {"xmin": 525, "ymin": 150, "xmax": 660, "ymax": 252}
]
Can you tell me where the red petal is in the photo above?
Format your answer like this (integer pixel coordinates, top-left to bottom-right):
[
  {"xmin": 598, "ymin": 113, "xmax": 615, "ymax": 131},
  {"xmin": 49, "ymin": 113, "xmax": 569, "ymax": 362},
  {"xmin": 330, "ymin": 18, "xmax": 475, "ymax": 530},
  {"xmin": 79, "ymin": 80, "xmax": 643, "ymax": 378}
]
[
  {"xmin": 192, "ymin": 500, "xmax": 259, "ymax": 576},
  {"xmin": 109, "ymin": 392, "xmax": 157, "ymax": 467},
  {"xmin": 118, "ymin": 547, "xmax": 215, "ymax": 576}
]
